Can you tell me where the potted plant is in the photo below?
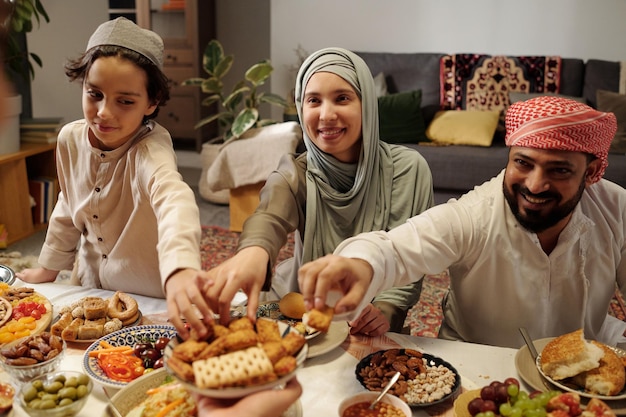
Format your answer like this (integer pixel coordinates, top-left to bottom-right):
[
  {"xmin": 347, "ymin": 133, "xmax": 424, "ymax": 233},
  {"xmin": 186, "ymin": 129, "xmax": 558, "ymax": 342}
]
[
  {"xmin": 0, "ymin": 0, "xmax": 49, "ymax": 155},
  {"xmin": 182, "ymin": 39, "xmax": 289, "ymax": 146},
  {"xmin": 182, "ymin": 39, "xmax": 290, "ymax": 204}
]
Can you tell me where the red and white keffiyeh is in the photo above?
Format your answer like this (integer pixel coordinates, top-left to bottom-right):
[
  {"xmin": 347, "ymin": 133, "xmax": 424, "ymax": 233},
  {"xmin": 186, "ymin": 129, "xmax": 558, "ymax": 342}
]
[{"xmin": 505, "ymin": 96, "xmax": 617, "ymax": 183}]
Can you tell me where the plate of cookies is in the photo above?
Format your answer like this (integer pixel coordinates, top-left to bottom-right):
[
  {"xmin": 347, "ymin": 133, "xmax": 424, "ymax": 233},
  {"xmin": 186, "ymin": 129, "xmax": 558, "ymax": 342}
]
[
  {"xmin": 164, "ymin": 316, "xmax": 308, "ymax": 399},
  {"xmin": 51, "ymin": 291, "xmax": 142, "ymax": 343}
]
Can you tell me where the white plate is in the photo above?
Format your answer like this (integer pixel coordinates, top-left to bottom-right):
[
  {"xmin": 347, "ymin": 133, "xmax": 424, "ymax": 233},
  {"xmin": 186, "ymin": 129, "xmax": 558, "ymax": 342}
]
[
  {"xmin": 104, "ymin": 368, "xmax": 302, "ymax": 417},
  {"xmin": 164, "ymin": 320, "xmax": 308, "ymax": 399},
  {"xmin": 83, "ymin": 324, "xmax": 177, "ymax": 389},
  {"xmin": 515, "ymin": 337, "xmax": 554, "ymax": 392},
  {"xmin": 536, "ymin": 345, "xmax": 626, "ymax": 400},
  {"xmin": 306, "ymin": 320, "xmax": 349, "ymax": 358}
]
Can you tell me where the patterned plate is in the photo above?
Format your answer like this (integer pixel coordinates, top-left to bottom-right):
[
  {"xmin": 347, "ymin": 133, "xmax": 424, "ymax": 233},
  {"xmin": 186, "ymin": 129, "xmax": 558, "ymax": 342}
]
[{"xmin": 83, "ymin": 324, "xmax": 177, "ymax": 389}]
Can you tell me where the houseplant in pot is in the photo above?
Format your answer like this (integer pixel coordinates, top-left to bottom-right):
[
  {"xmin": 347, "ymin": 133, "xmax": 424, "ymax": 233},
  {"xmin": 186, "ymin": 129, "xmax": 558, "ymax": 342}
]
[
  {"xmin": 182, "ymin": 39, "xmax": 289, "ymax": 204},
  {"xmin": 0, "ymin": 0, "xmax": 49, "ymax": 155}
]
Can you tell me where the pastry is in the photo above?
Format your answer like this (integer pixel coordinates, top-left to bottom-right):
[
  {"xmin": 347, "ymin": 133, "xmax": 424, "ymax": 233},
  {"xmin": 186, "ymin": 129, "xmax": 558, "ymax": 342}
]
[{"xmin": 540, "ymin": 329, "xmax": 605, "ymax": 380}]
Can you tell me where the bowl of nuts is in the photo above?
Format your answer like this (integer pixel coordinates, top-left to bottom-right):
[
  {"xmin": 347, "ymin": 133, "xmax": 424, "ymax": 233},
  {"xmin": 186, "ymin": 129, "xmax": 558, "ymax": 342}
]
[
  {"xmin": 355, "ymin": 348, "xmax": 461, "ymax": 407},
  {"xmin": 339, "ymin": 391, "xmax": 411, "ymax": 417},
  {"xmin": 0, "ymin": 332, "xmax": 66, "ymax": 384},
  {"xmin": 18, "ymin": 370, "xmax": 92, "ymax": 417}
]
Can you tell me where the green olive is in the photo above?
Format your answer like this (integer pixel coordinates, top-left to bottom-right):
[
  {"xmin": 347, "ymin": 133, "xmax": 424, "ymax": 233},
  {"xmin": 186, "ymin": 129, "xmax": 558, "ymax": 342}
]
[
  {"xmin": 40, "ymin": 393, "xmax": 58, "ymax": 403},
  {"xmin": 59, "ymin": 398, "xmax": 74, "ymax": 407},
  {"xmin": 77, "ymin": 373, "xmax": 90, "ymax": 386},
  {"xmin": 64, "ymin": 376, "xmax": 79, "ymax": 388},
  {"xmin": 76, "ymin": 384, "xmax": 88, "ymax": 399},
  {"xmin": 44, "ymin": 381, "xmax": 63, "ymax": 394},
  {"xmin": 31, "ymin": 380, "xmax": 44, "ymax": 390},
  {"xmin": 53, "ymin": 374, "xmax": 66, "ymax": 384},
  {"xmin": 27, "ymin": 398, "xmax": 42, "ymax": 409},
  {"xmin": 22, "ymin": 384, "xmax": 38, "ymax": 402},
  {"xmin": 38, "ymin": 399, "xmax": 57, "ymax": 409},
  {"xmin": 58, "ymin": 387, "xmax": 77, "ymax": 400}
]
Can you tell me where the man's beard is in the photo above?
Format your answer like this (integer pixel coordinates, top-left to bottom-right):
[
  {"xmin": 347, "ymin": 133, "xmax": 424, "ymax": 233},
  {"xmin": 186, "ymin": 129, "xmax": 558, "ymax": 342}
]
[{"xmin": 503, "ymin": 179, "xmax": 586, "ymax": 233}]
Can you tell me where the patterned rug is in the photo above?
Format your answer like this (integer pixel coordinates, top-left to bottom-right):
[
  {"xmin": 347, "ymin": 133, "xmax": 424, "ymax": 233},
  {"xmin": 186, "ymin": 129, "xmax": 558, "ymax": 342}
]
[
  {"xmin": 200, "ymin": 225, "xmax": 626, "ymax": 338},
  {"xmin": 440, "ymin": 54, "xmax": 562, "ymax": 111}
]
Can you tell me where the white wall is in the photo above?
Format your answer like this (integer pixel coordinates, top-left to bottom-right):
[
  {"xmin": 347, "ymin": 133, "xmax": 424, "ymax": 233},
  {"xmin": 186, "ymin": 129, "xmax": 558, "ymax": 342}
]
[
  {"xmin": 269, "ymin": 0, "xmax": 626, "ymax": 119},
  {"xmin": 28, "ymin": 1, "xmax": 108, "ymax": 123}
]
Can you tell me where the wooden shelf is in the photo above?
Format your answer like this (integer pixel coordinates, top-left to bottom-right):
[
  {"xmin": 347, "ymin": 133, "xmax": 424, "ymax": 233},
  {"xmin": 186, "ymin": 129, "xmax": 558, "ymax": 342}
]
[{"xmin": 0, "ymin": 142, "xmax": 57, "ymax": 245}]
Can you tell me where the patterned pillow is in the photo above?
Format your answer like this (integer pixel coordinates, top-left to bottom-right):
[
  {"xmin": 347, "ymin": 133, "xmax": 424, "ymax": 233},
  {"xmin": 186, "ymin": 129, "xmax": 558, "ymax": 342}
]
[{"xmin": 440, "ymin": 54, "xmax": 562, "ymax": 111}]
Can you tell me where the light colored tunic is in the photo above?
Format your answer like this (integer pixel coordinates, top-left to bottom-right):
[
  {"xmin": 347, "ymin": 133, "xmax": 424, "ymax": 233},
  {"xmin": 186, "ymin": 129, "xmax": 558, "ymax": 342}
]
[
  {"xmin": 336, "ymin": 171, "xmax": 626, "ymax": 348},
  {"xmin": 38, "ymin": 120, "xmax": 201, "ymax": 298},
  {"xmin": 239, "ymin": 145, "xmax": 433, "ymax": 313}
]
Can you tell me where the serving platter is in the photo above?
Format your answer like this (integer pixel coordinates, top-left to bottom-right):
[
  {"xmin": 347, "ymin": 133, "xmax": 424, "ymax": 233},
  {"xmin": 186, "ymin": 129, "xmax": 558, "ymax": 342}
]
[
  {"xmin": 105, "ymin": 368, "xmax": 302, "ymax": 417},
  {"xmin": 536, "ymin": 345, "xmax": 626, "ymax": 400},
  {"xmin": 355, "ymin": 349, "xmax": 461, "ymax": 407},
  {"xmin": 306, "ymin": 320, "xmax": 349, "ymax": 358},
  {"xmin": 164, "ymin": 320, "xmax": 308, "ymax": 399},
  {"xmin": 51, "ymin": 310, "xmax": 143, "ymax": 344},
  {"xmin": 0, "ymin": 290, "xmax": 53, "ymax": 346},
  {"xmin": 83, "ymin": 324, "xmax": 177, "ymax": 389}
]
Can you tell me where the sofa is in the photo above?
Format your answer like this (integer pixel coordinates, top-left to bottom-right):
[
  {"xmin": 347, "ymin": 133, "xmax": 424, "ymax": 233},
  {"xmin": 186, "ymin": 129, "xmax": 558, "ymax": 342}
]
[{"xmin": 356, "ymin": 52, "xmax": 626, "ymax": 203}]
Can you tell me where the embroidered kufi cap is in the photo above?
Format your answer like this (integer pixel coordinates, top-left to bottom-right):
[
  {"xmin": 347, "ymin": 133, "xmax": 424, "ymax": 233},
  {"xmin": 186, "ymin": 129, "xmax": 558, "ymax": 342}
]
[
  {"xmin": 86, "ymin": 17, "xmax": 163, "ymax": 69},
  {"xmin": 505, "ymin": 95, "xmax": 617, "ymax": 183}
]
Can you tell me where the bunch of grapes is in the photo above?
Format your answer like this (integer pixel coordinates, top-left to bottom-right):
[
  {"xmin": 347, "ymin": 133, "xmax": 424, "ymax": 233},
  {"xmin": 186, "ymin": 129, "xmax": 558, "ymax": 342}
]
[{"xmin": 467, "ymin": 377, "xmax": 561, "ymax": 417}]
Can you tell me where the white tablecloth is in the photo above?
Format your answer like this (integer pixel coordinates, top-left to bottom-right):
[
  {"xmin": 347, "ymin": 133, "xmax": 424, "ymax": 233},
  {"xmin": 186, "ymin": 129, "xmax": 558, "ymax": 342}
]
[{"xmin": 0, "ymin": 280, "xmax": 547, "ymax": 417}]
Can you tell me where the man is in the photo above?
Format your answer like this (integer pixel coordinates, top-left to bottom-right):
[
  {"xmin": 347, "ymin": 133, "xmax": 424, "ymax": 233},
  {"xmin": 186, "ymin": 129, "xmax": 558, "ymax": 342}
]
[{"xmin": 298, "ymin": 96, "xmax": 626, "ymax": 348}]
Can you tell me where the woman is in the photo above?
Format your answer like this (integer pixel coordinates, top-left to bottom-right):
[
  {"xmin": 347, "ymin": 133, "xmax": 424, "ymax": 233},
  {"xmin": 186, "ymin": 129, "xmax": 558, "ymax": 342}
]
[{"xmin": 183, "ymin": 47, "xmax": 434, "ymax": 339}]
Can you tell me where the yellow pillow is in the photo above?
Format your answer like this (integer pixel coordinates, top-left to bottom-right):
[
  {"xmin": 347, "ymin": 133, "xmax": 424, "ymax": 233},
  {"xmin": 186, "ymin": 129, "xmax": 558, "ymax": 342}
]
[{"xmin": 426, "ymin": 110, "xmax": 500, "ymax": 147}]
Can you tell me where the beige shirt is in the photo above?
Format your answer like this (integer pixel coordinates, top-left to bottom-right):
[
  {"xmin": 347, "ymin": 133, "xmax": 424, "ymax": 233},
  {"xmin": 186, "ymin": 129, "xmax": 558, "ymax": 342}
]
[{"xmin": 38, "ymin": 120, "xmax": 201, "ymax": 298}]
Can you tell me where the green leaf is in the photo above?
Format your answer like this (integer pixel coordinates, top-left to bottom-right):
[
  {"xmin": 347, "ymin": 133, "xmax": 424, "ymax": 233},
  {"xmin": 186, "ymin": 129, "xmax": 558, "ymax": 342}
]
[
  {"xmin": 213, "ymin": 55, "xmax": 233, "ymax": 79},
  {"xmin": 200, "ymin": 78, "xmax": 222, "ymax": 94},
  {"xmin": 200, "ymin": 94, "xmax": 221, "ymax": 107},
  {"xmin": 259, "ymin": 92, "xmax": 289, "ymax": 108},
  {"xmin": 231, "ymin": 108, "xmax": 259, "ymax": 138},
  {"xmin": 202, "ymin": 40, "xmax": 225, "ymax": 75},
  {"xmin": 245, "ymin": 61, "xmax": 273, "ymax": 86},
  {"xmin": 223, "ymin": 86, "xmax": 249, "ymax": 110}
]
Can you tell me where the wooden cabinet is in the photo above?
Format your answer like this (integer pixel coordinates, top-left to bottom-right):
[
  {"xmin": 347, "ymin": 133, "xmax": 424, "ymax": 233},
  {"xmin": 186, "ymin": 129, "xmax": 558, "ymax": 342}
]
[
  {"xmin": 0, "ymin": 143, "xmax": 57, "ymax": 245},
  {"xmin": 109, "ymin": 0, "xmax": 216, "ymax": 152}
]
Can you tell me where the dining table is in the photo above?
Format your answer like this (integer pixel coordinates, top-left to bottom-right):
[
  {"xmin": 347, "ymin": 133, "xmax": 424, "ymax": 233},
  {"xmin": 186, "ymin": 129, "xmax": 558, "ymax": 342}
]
[{"xmin": 1, "ymin": 279, "xmax": 621, "ymax": 417}]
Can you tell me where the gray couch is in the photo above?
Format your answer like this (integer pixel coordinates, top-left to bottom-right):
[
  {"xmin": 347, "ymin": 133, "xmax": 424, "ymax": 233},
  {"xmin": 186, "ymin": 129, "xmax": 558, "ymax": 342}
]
[{"xmin": 356, "ymin": 52, "xmax": 626, "ymax": 203}]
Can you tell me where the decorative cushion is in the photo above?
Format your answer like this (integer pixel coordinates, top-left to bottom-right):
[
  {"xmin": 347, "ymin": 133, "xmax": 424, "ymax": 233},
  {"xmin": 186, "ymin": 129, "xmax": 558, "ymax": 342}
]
[
  {"xmin": 596, "ymin": 89, "xmax": 626, "ymax": 154},
  {"xmin": 508, "ymin": 92, "xmax": 586, "ymax": 104},
  {"xmin": 378, "ymin": 90, "xmax": 428, "ymax": 143},
  {"xmin": 440, "ymin": 54, "xmax": 562, "ymax": 111},
  {"xmin": 426, "ymin": 110, "xmax": 501, "ymax": 147},
  {"xmin": 373, "ymin": 72, "xmax": 388, "ymax": 97}
]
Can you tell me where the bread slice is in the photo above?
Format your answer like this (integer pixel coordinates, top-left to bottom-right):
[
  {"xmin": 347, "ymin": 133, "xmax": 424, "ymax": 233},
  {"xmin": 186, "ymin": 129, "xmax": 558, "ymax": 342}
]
[
  {"xmin": 572, "ymin": 341, "xmax": 626, "ymax": 396},
  {"xmin": 540, "ymin": 329, "xmax": 604, "ymax": 380}
]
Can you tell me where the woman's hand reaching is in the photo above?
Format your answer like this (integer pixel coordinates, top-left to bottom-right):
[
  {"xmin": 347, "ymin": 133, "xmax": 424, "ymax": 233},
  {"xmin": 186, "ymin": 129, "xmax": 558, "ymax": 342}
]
[{"xmin": 202, "ymin": 246, "xmax": 270, "ymax": 325}]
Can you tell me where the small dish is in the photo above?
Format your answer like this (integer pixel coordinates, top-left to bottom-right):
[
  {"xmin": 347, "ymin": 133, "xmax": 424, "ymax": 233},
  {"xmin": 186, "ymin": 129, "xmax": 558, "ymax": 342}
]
[
  {"xmin": 83, "ymin": 324, "xmax": 177, "ymax": 389},
  {"xmin": 0, "ymin": 265, "xmax": 15, "ymax": 285},
  {"xmin": 0, "ymin": 333, "xmax": 66, "ymax": 384},
  {"xmin": 338, "ymin": 391, "xmax": 411, "ymax": 417},
  {"xmin": 536, "ymin": 347, "xmax": 626, "ymax": 400},
  {"xmin": 355, "ymin": 349, "xmax": 461, "ymax": 407},
  {"xmin": 18, "ymin": 370, "xmax": 92, "ymax": 417},
  {"xmin": 164, "ymin": 320, "xmax": 307, "ymax": 399}
]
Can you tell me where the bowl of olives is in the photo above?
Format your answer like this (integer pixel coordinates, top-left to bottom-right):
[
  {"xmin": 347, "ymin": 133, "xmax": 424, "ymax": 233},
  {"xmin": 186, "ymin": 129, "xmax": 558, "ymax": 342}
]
[{"xmin": 18, "ymin": 370, "xmax": 92, "ymax": 417}]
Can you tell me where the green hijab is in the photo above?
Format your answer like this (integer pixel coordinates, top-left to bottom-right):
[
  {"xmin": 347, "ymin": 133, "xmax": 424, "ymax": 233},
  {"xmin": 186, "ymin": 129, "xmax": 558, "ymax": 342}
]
[{"xmin": 295, "ymin": 47, "xmax": 400, "ymax": 263}]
